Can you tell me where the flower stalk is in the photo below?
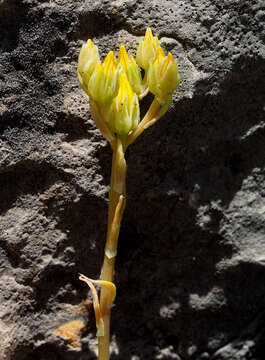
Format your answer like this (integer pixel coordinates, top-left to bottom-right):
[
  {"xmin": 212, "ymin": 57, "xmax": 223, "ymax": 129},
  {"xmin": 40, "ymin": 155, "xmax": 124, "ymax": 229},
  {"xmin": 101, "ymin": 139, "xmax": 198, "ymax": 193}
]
[{"xmin": 77, "ymin": 28, "xmax": 181, "ymax": 360}]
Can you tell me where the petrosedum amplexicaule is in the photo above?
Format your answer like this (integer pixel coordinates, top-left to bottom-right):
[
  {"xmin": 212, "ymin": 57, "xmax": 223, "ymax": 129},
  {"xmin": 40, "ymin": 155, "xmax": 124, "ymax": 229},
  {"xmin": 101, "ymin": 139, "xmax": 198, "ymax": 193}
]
[{"xmin": 77, "ymin": 28, "xmax": 180, "ymax": 360}]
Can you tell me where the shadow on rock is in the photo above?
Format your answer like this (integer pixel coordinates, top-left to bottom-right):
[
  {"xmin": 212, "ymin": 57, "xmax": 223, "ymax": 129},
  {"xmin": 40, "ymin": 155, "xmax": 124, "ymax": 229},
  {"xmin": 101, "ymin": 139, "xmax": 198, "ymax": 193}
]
[{"xmin": 104, "ymin": 56, "xmax": 265, "ymax": 359}]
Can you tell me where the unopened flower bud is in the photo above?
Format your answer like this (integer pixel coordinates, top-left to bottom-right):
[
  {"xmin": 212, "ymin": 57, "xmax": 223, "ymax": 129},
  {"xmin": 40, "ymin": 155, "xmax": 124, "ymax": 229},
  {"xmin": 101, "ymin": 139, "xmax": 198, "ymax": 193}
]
[
  {"xmin": 77, "ymin": 39, "xmax": 100, "ymax": 93},
  {"xmin": 136, "ymin": 28, "xmax": 159, "ymax": 71},
  {"xmin": 109, "ymin": 73, "xmax": 140, "ymax": 139},
  {"xmin": 88, "ymin": 51, "xmax": 121, "ymax": 106},
  {"xmin": 147, "ymin": 46, "xmax": 181, "ymax": 104},
  {"xmin": 118, "ymin": 45, "xmax": 142, "ymax": 96}
]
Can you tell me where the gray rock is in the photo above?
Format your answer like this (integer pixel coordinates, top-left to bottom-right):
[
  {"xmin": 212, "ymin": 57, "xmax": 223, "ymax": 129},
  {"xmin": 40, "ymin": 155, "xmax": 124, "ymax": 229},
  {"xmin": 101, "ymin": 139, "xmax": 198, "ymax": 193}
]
[{"xmin": 0, "ymin": 0, "xmax": 265, "ymax": 359}]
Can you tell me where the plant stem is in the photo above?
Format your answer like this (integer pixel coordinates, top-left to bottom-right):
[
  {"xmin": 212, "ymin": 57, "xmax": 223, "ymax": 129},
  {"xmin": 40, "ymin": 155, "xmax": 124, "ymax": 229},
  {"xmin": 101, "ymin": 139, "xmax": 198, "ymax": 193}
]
[
  {"xmin": 98, "ymin": 138, "xmax": 127, "ymax": 360},
  {"xmin": 126, "ymin": 98, "xmax": 161, "ymax": 148}
]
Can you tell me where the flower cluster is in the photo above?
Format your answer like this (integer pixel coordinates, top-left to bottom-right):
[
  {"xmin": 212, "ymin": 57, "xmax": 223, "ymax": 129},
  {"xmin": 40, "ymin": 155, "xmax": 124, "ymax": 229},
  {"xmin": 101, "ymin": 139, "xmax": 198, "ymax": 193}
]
[{"xmin": 77, "ymin": 28, "xmax": 180, "ymax": 141}]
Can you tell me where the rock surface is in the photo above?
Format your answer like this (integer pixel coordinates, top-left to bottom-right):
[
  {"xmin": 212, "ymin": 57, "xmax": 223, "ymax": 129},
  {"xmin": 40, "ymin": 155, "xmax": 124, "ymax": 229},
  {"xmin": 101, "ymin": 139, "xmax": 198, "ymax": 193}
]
[{"xmin": 0, "ymin": 0, "xmax": 265, "ymax": 359}]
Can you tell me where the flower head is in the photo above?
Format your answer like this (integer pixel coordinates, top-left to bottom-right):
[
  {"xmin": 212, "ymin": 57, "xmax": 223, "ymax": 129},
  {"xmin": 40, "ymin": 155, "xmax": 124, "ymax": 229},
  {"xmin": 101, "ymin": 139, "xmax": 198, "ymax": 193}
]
[
  {"xmin": 109, "ymin": 73, "xmax": 140, "ymax": 139},
  {"xmin": 136, "ymin": 28, "xmax": 159, "ymax": 70},
  {"xmin": 77, "ymin": 39, "xmax": 101, "ymax": 93},
  {"xmin": 77, "ymin": 30, "xmax": 181, "ymax": 144},
  {"xmin": 118, "ymin": 45, "xmax": 142, "ymax": 96},
  {"xmin": 147, "ymin": 46, "xmax": 181, "ymax": 104}
]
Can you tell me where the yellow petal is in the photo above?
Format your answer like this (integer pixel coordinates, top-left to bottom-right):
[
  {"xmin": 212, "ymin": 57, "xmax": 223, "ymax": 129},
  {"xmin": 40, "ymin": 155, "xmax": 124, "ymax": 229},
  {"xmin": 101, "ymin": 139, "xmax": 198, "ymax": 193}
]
[
  {"xmin": 103, "ymin": 51, "xmax": 116, "ymax": 76},
  {"xmin": 118, "ymin": 46, "xmax": 142, "ymax": 95},
  {"xmin": 144, "ymin": 28, "xmax": 155, "ymax": 46},
  {"xmin": 118, "ymin": 45, "xmax": 131, "ymax": 72},
  {"xmin": 156, "ymin": 46, "xmax": 166, "ymax": 64},
  {"xmin": 117, "ymin": 73, "xmax": 133, "ymax": 106},
  {"xmin": 161, "ymin": 52, "xmax": 173, "ymax": 75},
  {"xmin": 87, "ymin": 39, "xmax": 93, "ymax": 51}
]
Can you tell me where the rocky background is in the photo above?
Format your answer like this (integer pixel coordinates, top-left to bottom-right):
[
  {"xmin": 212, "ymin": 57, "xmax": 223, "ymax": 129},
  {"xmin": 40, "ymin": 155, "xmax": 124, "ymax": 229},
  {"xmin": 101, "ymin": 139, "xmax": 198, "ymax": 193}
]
[{"xmin": 0, "ymin": 0, "xmax": 265, "ymax": 359}]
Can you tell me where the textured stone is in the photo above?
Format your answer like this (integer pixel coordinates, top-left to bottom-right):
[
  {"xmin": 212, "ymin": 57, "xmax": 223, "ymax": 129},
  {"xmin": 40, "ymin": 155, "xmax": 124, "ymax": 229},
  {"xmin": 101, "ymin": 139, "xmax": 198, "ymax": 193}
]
[{"xmin": 0, "ymin": 0, "xmax": 265, "ymax": 359}]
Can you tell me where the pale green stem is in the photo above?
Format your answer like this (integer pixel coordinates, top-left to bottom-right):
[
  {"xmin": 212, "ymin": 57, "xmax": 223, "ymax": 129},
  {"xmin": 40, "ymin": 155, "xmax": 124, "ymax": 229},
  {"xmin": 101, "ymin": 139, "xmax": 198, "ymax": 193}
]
[{"xmin": 98, "ymin": 138, "xmax": 127, "ymax": 360}]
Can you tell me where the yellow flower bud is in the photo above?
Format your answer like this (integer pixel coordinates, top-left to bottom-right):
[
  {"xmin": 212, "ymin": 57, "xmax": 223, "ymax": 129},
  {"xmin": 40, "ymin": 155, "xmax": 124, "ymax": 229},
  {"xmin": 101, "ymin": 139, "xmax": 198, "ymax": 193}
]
[
  {"xmin": 147, "ymin": 46, "xmax": 181, "ymax": 104},
  {"xmin": 109, "ymin": 73, "xmax": 140, "ymax": 139},
  {"xmin": 118, "ymin": 45, "xmax": 142, "ymax": 96},
  {"xmin": 77, "ymin": 39, "xmax": 101, "ymax": 92},
  {"xmin": 136, "ymin": 28, "xmax": 160, "ymax": 70},
  {"xmin": 88, "ymin": 51, "xmax": 122, "ymax": 106}
]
